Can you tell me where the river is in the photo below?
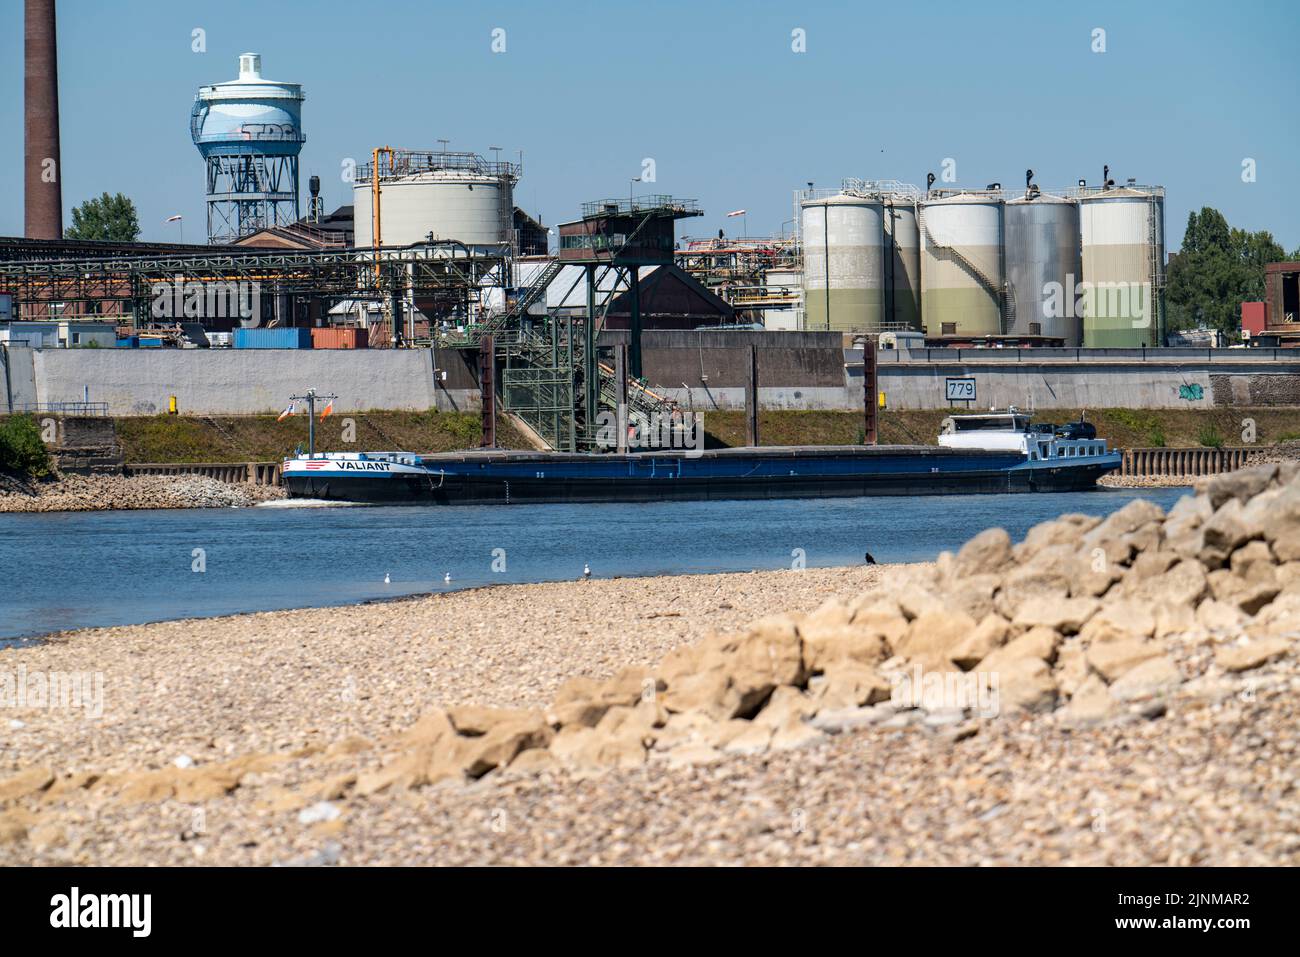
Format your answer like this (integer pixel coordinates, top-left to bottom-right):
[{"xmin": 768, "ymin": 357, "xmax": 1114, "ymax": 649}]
[{"xmin": 0, "ymin": 487, "xmax": 1191, "ymax": 643}]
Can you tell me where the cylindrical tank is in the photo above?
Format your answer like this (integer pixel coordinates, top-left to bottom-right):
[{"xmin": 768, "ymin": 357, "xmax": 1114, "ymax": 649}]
[
  {"xmin": 800, "ymin": 195, "xmax": 885, "ymax": 331},
  {"xmin": 354, "ymin": 170, "xmax": 512, "ymax": 247},
  {"xmin": 1079, "ymin": 187, "xmax": 1165, "ymax": 347},
  {"xmin": 1004, "ymin": 192, "xmax": 1082, "ymax": 344},
  {"xmin": 883, "ymin": 198, "xmax": 920, "ymax": 330},
  {"xmin": 920, "ymin": 193, "xmax": 1005, "ymax": 337},
  {"xmin": 190, "ymin": 53, "xmax": 304, "ymax": 159}
]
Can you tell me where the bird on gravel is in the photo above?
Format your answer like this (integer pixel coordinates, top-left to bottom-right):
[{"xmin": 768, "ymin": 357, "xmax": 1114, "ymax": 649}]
[
  {"xmin": 583, "ymin": 563, "xmax": 591, "ymax": 579},
  {"xmin": 864, "ymin": 551, "xmax": 877, "ymax": 565}
]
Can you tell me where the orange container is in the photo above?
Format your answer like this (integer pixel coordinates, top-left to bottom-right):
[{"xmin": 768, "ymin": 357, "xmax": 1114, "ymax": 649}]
[{"xmin": 311, "ymin": 327, "xmax": 369, "ymax": 349}]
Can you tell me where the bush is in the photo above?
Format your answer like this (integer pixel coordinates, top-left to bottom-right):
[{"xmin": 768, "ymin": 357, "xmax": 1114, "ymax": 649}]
[
  {"xmin": 1198, "ymin": 426, "xmax": 1225, "ymax": 449},
  {"xmin": 0, "ymin": 414, "xmax": 54, "ymax": 478}
]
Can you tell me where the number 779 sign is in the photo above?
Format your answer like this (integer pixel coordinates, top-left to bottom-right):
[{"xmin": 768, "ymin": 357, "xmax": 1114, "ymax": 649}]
[{"xmin": 945, "ymin": 377, "xmax": 976, "ymax": 403}]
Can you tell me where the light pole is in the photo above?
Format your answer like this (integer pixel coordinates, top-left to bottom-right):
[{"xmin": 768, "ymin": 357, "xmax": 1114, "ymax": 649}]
[
  {"xmin": 630, "ymin": 176, "xmax": 641, "ymax": 210},
  {"xmin": 164, "ymin": 214, "xmax": 183, "ymax": 244}
]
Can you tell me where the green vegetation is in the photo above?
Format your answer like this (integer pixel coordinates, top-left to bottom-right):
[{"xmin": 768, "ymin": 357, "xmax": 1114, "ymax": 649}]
[
  {"xmin": 1166, "ymin": 207, "xmax": 1287, "ymax": 340},
  {"xmin": 1198, "ymin": 426, "xmax": 1225, "ymax": 449},
  {"xmin": 64, "ymin": 192, "xmax": 141, "ymax": 242},
  {"xmin": 0, "ymin": 414, "xmax": 54, "ymax": 478},
  {"xmin": 114, "ymin": 411, "xmax": 526, "ymax": 464}
]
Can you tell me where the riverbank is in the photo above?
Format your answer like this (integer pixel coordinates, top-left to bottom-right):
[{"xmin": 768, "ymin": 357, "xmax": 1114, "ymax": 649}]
[
  {"xmin": 1, "ymin": 464, "xmax": 1298, "ymax": 864},
  {"xmin": 0, "ymin": 472, "xmax": 286, "ymax": 512}
]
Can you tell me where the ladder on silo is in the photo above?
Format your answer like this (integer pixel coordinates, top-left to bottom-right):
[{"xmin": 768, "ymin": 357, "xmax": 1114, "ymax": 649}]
[{"xmin": 918, "ymin": 204, "xmax": 1016, "ymax": 334}]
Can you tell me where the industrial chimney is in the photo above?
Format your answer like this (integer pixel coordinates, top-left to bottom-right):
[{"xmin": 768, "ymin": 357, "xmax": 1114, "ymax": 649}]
[{"xmin": 25, "ymin": 0, "xmax": 64, "ymax": 239}]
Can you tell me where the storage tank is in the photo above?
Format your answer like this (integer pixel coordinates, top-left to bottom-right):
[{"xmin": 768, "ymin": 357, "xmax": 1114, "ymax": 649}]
[
  {"xmin": 919, "ymin": 192, "xmax": 1005, "ymax": 337},
  {"xmin": 800, "ymin": 194, "xmax": 885, "ymax": 331},
  {"xmin": 1079, "ymin": 186, "xmax": 1165, "ymax": 347},
  {"xmin": 883, "ymin": 198, "xmax": 920, "ymax": 330},
  {"xmin": 1004, "ymin": 192, "xmax": 1082, "ymax": 344},
  {"xmin": 353, "ymin": 151, "xmax": 518, "ymax": 247}
]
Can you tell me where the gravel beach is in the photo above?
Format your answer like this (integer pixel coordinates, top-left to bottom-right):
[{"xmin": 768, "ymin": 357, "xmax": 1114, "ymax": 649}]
[
  {"xmin": 2, "ymin": 465, "xmax": 1298, "ymax": 867},
  {"xmin": 0, "ymin": 473, "xmax": 286, "ymax": 512}
]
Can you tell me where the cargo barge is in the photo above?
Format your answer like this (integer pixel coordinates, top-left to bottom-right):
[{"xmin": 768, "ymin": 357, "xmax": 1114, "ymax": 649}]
[{"xmin": 282, "ymin": 412, "xmax": 1122, "ymax": 505}]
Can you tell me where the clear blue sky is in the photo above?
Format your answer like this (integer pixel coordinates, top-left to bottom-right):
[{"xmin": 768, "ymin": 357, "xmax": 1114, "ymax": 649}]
[{"xmin": 3, "ymin": 0, "xmax": 1297, "ymax": 250}]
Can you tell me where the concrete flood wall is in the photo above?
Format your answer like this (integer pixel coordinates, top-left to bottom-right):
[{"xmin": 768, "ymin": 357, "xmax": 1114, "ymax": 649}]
[
  {"xmin": 6, "ymin": 336, "xmax": 1299, "ymax": 417},
  {"xmin": 23, "ymin": 347, "xmax": 482, "ymax": 416}
]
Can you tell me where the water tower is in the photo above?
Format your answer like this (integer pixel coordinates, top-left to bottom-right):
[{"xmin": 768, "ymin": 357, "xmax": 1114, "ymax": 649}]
[{"xmin": 190, "ymin": 53, "xmax": 305, "ymax": 244}]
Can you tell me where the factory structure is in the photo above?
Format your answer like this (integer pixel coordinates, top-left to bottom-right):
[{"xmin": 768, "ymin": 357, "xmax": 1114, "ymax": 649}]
[
  {"xmin": 4, "ymin": 4, "xmax": 1298, "ymax": 448},
  {"xmin": 785, "ymin": 172, "xmax": 1167, "ymax": 348}
]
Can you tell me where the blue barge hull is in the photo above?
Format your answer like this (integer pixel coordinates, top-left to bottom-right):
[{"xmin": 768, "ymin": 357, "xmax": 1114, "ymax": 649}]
[{"xmin": 283, "ymin": 445, "xmax": 1121, "ymax": 505}]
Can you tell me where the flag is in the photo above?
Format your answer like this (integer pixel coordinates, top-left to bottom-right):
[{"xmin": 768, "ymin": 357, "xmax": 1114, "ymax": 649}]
[
  {"xmin": 276, "ymin": 401, "xmax": 297, "ymax": 422},
  {"xmin": 726, "ymin": 209, "xmax": 746, "ymax": 217},
  {"xmin": 163, "ymin": 215, "xmax": 183, "ymax": 223},
  {"xmin": 319, "ymin": 400, "xmax": 334, "ymax": 421}
]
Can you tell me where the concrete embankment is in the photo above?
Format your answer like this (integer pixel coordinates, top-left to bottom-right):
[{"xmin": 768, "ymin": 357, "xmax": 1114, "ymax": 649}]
[{"xmin": 1, "ymin": 464, "xmax": 1297, "ymax": 865}]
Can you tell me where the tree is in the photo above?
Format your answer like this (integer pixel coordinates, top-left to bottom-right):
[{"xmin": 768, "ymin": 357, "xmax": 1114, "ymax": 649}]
[
  {"xmin": 64, "ymin": 192, "xmax": 140, "ymax": 242},
  {"xmin": 1166, "ymin": 207, "xmax": 1285, "ymax": 339}
]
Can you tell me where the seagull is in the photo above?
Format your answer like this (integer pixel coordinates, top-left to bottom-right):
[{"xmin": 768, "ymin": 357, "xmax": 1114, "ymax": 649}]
[
  {"xmin": 384, "ymin": 572, "xmax": 390, "ymax": 584},
  {"xmin": 583, "ymin": 563, "xmax": 591, "ymax": 579},
  {"xmin": 444, "ymin": 572, "xmax": 452, "ymax": 584}
]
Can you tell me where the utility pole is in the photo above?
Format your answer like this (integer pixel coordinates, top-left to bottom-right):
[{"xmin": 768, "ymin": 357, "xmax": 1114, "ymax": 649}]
[{"xmin": 288, "ymin": 388, "xmax": 338, "ymax": 456}]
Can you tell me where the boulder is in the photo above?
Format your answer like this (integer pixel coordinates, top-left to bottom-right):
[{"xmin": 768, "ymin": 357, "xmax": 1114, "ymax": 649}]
[
  {"xmin": 801, "ymin": 624, "xmax": 889, "ymax": 673},
  {"xmin": 1108, "ymin": 656, "xmax": 1182, "ymax": 702},
  {"xmin": 989, "ymin": 657, "xmax": 1058, "ymax": 714},
  {"xmin": 1012, "ymin": 596, "xmax": 1099, "ymax": 635},
  {"xmin": 950, "ymin": 614, "xmax": 1011, "ymax": 670},
  {"xmin": 1196, "ymin": 464, "xmax": 1278, "ymax": 509},
  {"xmin": 1199, "ymin": 499, "xmax": 1259, "ymax": 569},
  {"xmin": 1086, "ymin": 638, "xmax": 1164, "ymax": 682},
  {"xmin": 1058, "ymin": 675, "xmax": 1119, "ymax": 726},
  {"xmin": 977, "ymin": 626, "xmax": 1061, "ymax": 672},
  {"xmin": 1214, "ymin": 637, "xmax": 1291, "ymax": 673},
  {"xmin": 955, "ymin": 527, "xmax": 1012, "ymax": 575},
  {"xmin": 812, "ymin": 660, "xmax": 892, "ymax": 710}
]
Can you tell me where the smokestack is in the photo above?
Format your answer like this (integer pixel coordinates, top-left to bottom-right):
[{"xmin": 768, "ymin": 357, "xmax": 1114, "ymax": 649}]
[{"xmin": 25, "ymin": 0, "xmax": 63, "ymax": 239}]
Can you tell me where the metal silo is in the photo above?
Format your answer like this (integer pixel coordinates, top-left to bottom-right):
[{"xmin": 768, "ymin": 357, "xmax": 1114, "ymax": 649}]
[
  {"xmin": 191, "ymin": 53, "xmax": 305, "ymax": 244},
  {"xmin": 353, "ymin": 149, "xmax": 520, "ymax": 248},
  {"xmin": 1005, "ymin": 191, "xmax": 1081, "ymax": 344},
  {"xmin": 919, "ymin": 192, "xmax": 1006, "ymax": 337},
  {"xmin": 800, "ymin": 194, "xmax": 885, "ymax": 331},
  {"xmin": 1078, "ymin": 186, "xmax": 1166, "ymax": 347},
  {"xmin": 883, "ymin": 197, "xmax": 920, "ymax": 330}
]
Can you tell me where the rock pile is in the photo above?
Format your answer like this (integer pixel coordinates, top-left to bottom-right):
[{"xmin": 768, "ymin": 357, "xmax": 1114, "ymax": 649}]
[
  {"xmin": 0, "ymin": 473, "xmax": 285, "ymax": 512},
  {"xmin": 332, "ymin": 462, "xmax": 1300, "ymax": 790}
]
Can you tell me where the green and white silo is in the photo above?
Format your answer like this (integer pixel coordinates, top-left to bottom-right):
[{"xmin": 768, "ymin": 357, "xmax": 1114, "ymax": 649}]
[
  {"xmin": 800, "ymin": 194, "xmax": 885, "ymax": 331},
  {"xmin": 919, "ymin": 192, "xmax": 1006, "ymax": 337},
  {"xmin": 1078, "ymin": 186, "xmax": 1165, "ymax": 347}
]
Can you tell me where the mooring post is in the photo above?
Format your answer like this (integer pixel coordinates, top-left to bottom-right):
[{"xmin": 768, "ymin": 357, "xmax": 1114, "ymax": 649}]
[
  {"xmin": 746, "ymin": 343, "xmax": 759, "ymax": 448},
  {"xmin": 863, "ymin": 335, "xmax": 879, "ymax": 445}
]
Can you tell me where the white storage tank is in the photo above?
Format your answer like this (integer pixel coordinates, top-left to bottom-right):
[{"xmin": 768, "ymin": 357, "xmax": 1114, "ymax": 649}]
[
  {"xmin": 353, "ymin": 151, "xmax": 518, "ymax": 247},
  {"xmin": 920, "ymin": 192, "xmax": 1005, "ymax": 338},
  {"xmin": 1004, "ymin": 191, "xmax": 1082, "ymax": 344},
  {"xmin": 883, "ymin": 198, "xmax": 921, "ymax": 330},
  {"xmin": 800, "ymin": 194, "xmax": 885, "ymax": 331},
  {"xmin": 1079, "ymin": 186, "xmax": 1165, "ymax": 347}
]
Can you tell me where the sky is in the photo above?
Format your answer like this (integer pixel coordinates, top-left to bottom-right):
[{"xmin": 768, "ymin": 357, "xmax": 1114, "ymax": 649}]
[{"xmin": 2, "ymin": 0, "xmax": 1298, "ymax": 250}]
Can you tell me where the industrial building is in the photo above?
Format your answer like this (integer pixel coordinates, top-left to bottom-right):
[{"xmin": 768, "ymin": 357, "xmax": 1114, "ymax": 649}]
[{"xmin": 778, "ymin": 173, "xmax": 1167, "ymax": 348}]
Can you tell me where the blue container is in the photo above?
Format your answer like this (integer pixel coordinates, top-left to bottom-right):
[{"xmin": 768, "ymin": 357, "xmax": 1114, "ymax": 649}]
[
  {"xmin": 233, "ymin": 327, "xmax": 313, "ymax": 349},
  {"xmin": 138, "ymin": 337, "xmax": 163, "ymax": 348},
  {"xmin": 115, "ymin": 336, "xmax": 139, "ymax": 348}
]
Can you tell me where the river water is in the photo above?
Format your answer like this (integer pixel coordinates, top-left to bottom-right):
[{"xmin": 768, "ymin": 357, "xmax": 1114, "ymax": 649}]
[{"xmin": 0, "ymin": 487, "xmax": 1191, "ymax": 643}]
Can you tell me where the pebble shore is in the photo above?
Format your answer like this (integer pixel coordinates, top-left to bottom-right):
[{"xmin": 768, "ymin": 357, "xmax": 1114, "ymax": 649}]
[
  {"xmin": 0, "ymin": 473, "xmax": 286, "ymax": 513},
  {"xmin": 1, "ymin": 466, "xmax": 1298, "ymax": 866}
]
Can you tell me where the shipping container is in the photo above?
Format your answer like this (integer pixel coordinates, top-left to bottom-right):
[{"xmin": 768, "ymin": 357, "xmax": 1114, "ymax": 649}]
[
  {"xmin": 138, "ymin": 337, "xmax": 164, "ymax": 348},
  {"xmin": 116, "ymin": 336, "xmax": 140, "ymax": 348},
  {"xmin": 233, "ymin": 327, "xmax": 313, "ymax": 349},
  {"xmin": 311, "ymin": 327, "xmax": 369, "ymax": 349}
]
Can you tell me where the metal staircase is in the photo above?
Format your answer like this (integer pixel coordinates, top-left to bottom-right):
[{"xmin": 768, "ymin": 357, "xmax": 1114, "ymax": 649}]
[{"xmin": 918, "ymin": 204, "xmax": 1015, "ymax": 333}]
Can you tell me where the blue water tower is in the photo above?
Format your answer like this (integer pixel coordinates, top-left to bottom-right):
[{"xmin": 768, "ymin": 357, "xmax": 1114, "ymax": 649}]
[{"xmin": 191, "ymin": 53, "xmax": 305, "ymax": 244}]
